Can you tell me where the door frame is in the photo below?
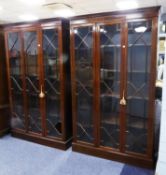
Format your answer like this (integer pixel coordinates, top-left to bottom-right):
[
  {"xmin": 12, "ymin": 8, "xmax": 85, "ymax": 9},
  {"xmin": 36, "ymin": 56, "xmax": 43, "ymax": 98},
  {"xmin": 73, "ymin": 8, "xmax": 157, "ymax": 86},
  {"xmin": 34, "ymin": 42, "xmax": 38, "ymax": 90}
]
[{"xmin": 95, "ymin": 18, "xmax": 127, "ymax": 152}]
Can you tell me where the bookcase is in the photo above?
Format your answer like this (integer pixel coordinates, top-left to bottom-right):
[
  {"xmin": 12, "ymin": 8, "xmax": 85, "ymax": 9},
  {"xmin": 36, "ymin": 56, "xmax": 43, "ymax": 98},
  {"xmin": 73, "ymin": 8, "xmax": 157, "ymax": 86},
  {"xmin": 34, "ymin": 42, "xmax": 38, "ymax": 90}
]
[
  {"xmin": 4, "ymin": 20, "xmax": 72, "ymax": 149},
  {"xmin": 70, "ymin": 7, "xmax": 159, "ymax": 168}
]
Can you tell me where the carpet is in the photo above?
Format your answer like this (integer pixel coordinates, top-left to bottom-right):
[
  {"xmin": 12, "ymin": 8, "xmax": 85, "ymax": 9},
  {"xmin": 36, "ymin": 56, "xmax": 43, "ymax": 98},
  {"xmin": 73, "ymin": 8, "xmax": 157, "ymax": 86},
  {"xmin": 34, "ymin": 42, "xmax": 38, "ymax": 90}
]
[{"xmin": 0, "ymin": 135, "xmax": 154, "ymax": 175}]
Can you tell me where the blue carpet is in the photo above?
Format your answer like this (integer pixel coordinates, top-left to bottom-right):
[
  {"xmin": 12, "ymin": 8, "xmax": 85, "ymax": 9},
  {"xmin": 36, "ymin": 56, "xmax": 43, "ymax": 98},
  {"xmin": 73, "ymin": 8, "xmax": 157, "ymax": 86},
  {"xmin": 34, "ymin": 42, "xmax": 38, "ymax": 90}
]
[
  {"xmin": 0, "ymin": 135, "xmax": 154, "ymax": 175},
  {"xmin": 120, "ymin": 164, "xmax": 154, "ymax": 175}
]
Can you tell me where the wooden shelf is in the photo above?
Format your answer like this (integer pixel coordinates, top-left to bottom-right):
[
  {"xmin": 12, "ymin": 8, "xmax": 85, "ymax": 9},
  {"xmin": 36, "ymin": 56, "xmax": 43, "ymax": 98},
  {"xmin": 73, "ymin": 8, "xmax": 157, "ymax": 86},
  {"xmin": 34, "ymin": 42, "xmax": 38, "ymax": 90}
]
[
  {"xmin": 47, "ymin": 95, "xmax": 60, "ymax": 100},
  {"xmin": 100, "ymin": 94, "xmax": 148, "ymax": 100},
  {"xmin": 100, "ymin": 68, "xmax": 149, "ymax": 74},
  {"xmin": 47, "ymin": 113, "xmax": 59, "ymax": 118},
  {"xmin": 101, "ymin": 115, "xmax": 147, "ymax": 129},
  {"xmin": 100, "ymin": 69, "xmax": 120, "ymax": 72},
  {"xmin": 100, "ymin": 93, "xmax": 119, "ymax": 98},
  {"xmin": 78, "ymin": 105, "xmax": 92, "ymax": 110},
  {"xmin": 127, "ymin": 96, "xmax": 148, "ymax": 100},
  {"xmin": 10, "ymin": 74, "xmax": 21, "ymax": 77},
  {"xmin": 100, "ymin": 44, "xmax": 151, "ymax": 48},
  {"xmin": 26, "ymin": 74, "xmax": 38, "ymax": 78},
  {"xmin": 127, "ymin": 116, "xmax": 147, "ymax": 129},
  {"xmin": 127, "ymin": 71, "xmax": 149, "ymax": 73},
  {"xmin": 101, "ymin": 116, "xmax": 119, "ymax": 125},
  {"xmin": 45, "ymin": 75, "xmax": 59, "ymax": 80}
]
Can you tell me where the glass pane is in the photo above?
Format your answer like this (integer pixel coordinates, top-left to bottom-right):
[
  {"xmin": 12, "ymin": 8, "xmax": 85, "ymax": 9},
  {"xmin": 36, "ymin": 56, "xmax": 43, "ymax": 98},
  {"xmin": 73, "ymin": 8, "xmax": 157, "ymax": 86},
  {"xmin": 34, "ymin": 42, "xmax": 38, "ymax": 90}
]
[
  {"xmin": 8, "ymin": 32, "xmax": 25, "ymax": 130},
  {"xmin": 74, "ymin": 26, "xmax": 94, "ymax": 143},
  {"xmin": 24, "ymin": 31, "xmax": 41, "ymax": 133},
  {"xmin": 43, "ymin": 28, "xmax": 61, "ymax": 138},
  {"xmin": 126, "ymin": 20, "xmax": 152, "ymax": 154},
  {"xmin": 99, "ymin": 24, "xmax": 121, "ymax": 149}
]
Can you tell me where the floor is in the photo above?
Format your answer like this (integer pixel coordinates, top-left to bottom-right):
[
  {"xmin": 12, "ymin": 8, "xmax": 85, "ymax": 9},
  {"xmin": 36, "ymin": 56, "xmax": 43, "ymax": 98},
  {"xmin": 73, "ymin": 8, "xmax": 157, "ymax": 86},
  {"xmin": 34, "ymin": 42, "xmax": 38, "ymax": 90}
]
[{"xmin": 0, "ymin": 135, "xmax": 154, "ymax": 175}]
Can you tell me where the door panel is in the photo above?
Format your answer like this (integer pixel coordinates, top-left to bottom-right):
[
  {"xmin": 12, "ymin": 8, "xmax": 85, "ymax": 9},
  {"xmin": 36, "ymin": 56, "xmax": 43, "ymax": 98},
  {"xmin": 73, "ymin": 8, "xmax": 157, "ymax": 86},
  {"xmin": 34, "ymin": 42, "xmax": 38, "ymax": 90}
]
[
  {"xmin": 99, "ymin": 23, "xmax": 122, "ymax": 149},
  {"xmin": 42, "ymin": 28, "xmax": 62, "ymax": 138},
  {"xmin": 24, "ymin": 31, "xmax": 42, "ymax": 134},
  {"xmin": 8, "ymin": 32, "xmax": 25, "ymax": 130},
  {"xmin": 125, "ymin": 20, "xmax": 152, "ymax": 154},
  {"xmin": 73, "ymin": 26, "xmax": 94, "ymax": 143}
]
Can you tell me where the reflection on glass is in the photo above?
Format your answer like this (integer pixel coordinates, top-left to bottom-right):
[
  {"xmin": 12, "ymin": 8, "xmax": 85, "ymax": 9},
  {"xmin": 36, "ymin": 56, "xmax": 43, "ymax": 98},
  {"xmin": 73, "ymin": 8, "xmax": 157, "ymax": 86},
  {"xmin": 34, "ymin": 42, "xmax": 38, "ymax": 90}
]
[
  {"xmin": 24, "ymin": 31, "xmax": 41, "ymax": 133},
  {"xmin": 43, "ymin": 28, "xmax": 61, "ymax": 137},
  {"xmin": 74, "ymin": 26, "xmax": 94, "ymax": 143},
  {"xmin": 8, "ymin": 32, "xmax": 25, "ymax": 130},
  {"xmin": 126, "ymin": 20, "xmax": 152, "ymax": 154},
  {"xmin": 99, "ymin": 24, "xmax": 121, "ymax": 149},
  {"xmin": 157, "ymin": 54, "xmax": 164, "ymax": 81}
]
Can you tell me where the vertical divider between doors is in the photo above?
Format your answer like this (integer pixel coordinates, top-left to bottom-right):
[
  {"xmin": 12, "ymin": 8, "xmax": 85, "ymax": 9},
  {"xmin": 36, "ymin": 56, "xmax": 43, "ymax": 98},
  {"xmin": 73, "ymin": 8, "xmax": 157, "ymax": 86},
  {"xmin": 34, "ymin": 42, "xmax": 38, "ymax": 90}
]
[
  {"xmin": 119, "ymin": 20, "xmax": 128, "ymax": 153},
  {"xmin": 4, "ymin": 32, "xmax": 13, "ymax": 123},
  {"xmin": 38, "ymin": 28, "xmax": 46, "ymax": 137},
  {"xmin": 59, "ymin": 24, "xmax": 66, "ymax": 141},
  {"xmin": 147, "ymin": 17, "xmax": 158, "ymax": 158},
  {"xmin": 70, "ymin": 26, "xmax": 77, "ymax": 142},
  {"xmin": 20, "ymin": 31, "xmax": 29, "ymax": 133},
  {"xmin": 94, "ymin": 24, "xmax": 100, "ymax": 147}
]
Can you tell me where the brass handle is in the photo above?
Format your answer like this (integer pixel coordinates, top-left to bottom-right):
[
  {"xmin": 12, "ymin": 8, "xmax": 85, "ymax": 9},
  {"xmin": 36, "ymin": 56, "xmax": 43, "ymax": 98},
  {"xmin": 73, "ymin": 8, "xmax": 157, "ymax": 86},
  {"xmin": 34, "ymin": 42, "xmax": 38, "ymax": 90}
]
[
  {"xmin": 39, "ymin": 85, "xmax": 45, "ymax": 98},
  {"xmin": 120, "ymin": 90, "xmax": 126, "ymax": 106}
]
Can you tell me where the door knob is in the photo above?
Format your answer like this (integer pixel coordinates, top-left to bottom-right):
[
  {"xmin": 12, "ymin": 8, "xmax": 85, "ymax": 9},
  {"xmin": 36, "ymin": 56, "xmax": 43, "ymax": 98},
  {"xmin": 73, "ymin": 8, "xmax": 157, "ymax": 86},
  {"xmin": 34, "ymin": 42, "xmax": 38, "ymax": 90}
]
[
  {"xmin": 39, "ymin": 85, "xmax": 45, "ymax": 98},
  {"xmin": 120, "ymin": 90, "xmax": 126, "ymax": 106}
]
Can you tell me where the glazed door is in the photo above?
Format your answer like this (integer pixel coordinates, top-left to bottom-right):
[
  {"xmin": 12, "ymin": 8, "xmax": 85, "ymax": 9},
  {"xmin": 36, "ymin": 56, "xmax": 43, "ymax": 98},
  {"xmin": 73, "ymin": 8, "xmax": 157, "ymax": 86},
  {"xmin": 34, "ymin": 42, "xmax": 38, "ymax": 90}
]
[
  {"xmin": 71, "ymin": 25, "xmax": 95, "ymax": 144},
  {"xmin": 7, "ymin": 32, "xmax": 25, "ymax": 130},
  {"xmin": 23, "ymin": 30, "xmax": 42, "ymax": 134},
  {"xmin": 125, "ymin": 19, "xmax": 153, "ymax": 154},
  {"xmin": 42, "ymin": 27, "xmax": 62, "ymax": 138},
  {"xmin": 98, "ymin": 21, "xmax": 124, "ymax": 149}
]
